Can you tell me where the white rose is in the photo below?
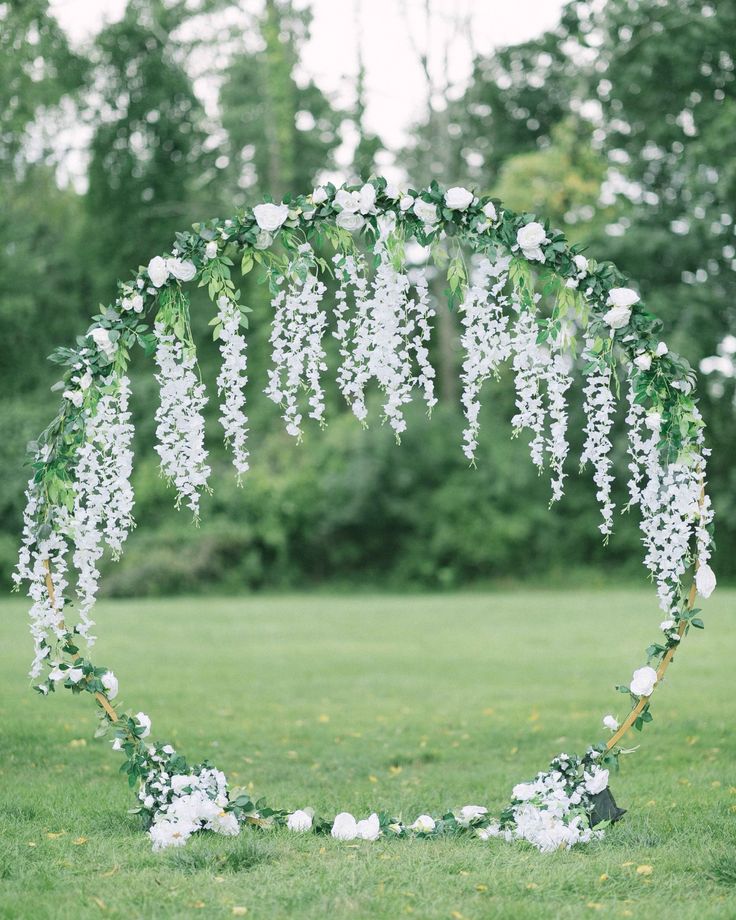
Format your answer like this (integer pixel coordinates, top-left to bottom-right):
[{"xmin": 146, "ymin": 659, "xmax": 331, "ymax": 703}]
[
  {"xmin": 331, "ymin": 812, "xmax": 358, "ymax": 840},
  {"xmin": 254, "ymin": 229, "xmax": 273, "ymax": 250},
  {"xmin": 67, "ymin": 667, "xmax": 84, "ymax": 684},
  {"xmin": 91, "ymin": 327, "xmax": 116, "ymax": 358},
  {"xmin": 457, "ymin": 805, "xmax": 487, "ymax": 826},
  {"xmin": 695, "ymin": 562, "xmax": 716, "ymax": 598},
  {"xmin": 130, "ymin": 294, "xmax": 144, "ymax": 313},
  {"xmin": 359, "ymin": 183, "xmax": 377, "ymax": 214},
  {"xmin": 171, "ymin": 775, "xmax": 193, "ymax": 795},
  {"xmin": 607, "ymin": 286, "xmax": 640, "ymax": 308},
  {"xmin": 444, "ymin": 186, "xmax": 473, "ymax": 210},
  {"xmin": 253, "ymin": 202, "xmax": 289, "ymax": 232},
  {"xmin": 399, "ymin": 195, "xmax": 414, "ymax": 211},
  {"xmin": 311, "ymin": 186, "xmax": 328, "ymax": 205},
  {"xmin": 205, "ymin": 241, "xmax": 218, "ymax": 260},
  {"xmin": 517, "ymin": 221, "xmax": 548, "ymax": 255},
  {"xmin": 336, "ymin": 211, "xmax": 365, "ymax": 232},
  {"xmin": 602, "ymin": 714, "xmax": 619, "ymax": 732},
  {"xmin": 511, "ymin": 783, "xmax": 537, "ymax": 801},
  {"xmin": 409, "ymin": 814, "xmax": 436, "ymax": 833},
  {"xmin": 603, "ymin": 304, "xmax": 632, "ymax": 329},
  {"xmin": 135, "ymin": 712, "xmax": 152, "ymax": 738},
  {"xmin": 573, "ymin": 254, "xmax": 589, "ymax": 274},
  {"xmin": 101, "ymin": 671, "xmax": 118, "ymax": 699},
  {"xmin": 78, "ymin": 370, "xmax": 93, "ymax": 390},
  {"xmin": 630, "ymin": 665, "xmax": 658, "ymax": 697},
  {"xmin": 48, "ymin": 666, "xmax": 65, "ymax": 682},
  {"xmin": 660, "ymin": 619, "xmax": 675, "ymax": 632},
  {"xmin": 482, "ymin": 201, "xmax": 497, "ymax": 222},
  {"xmin": 287, "ymin": 809, "xmax": 313, "ymax": 832},
  {"xmin": 655, "ymin": 341, "xmax": 668, "ymax": 357},
  {"xmin": 63, "ymin": 389, "xmax": 84, "ymax": 408},
  {"xmin": 147, "ymin": 256, "xmax": 169, "ymax": 288},
  {"xmin": 166, "ymin": 258, "xmax": 196, "ymax": 282},
  {"xmin": 644, "ymin": 412, "xmax": 662, "ymax": 431},
  {"xmin": 634, "ymin": 353, "xmax": 652, "ymax": 371},
  {"xmin": 334, "ymin": 189, "xmax": 361, "ymax": 213},
  {"xmin": 413, "ymin": 198, "xmax": 438, "ymax": 224},
  {"xmin": 111, "ymin": 737, "xmax": 123, "ymax": 751},
  {"xmin": 583, "ymin": 768, "xmax": 609, "ymax": 795},
  {"xmin": 143, "ymin": 795, "xmax": 155, "ymax": 809},
  {"xmin": 384, "ymin": 181, "xmax": 400, "ymax": 200},
  {"xmin": 355, "ymin": 813, "xmax": 380, "ymax": 841}
]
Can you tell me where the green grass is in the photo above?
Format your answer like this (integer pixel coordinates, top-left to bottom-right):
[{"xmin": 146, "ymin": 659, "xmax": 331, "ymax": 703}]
[{"xmin": 1, "ymin": 589, "xmax": 734, "ymax": 919}]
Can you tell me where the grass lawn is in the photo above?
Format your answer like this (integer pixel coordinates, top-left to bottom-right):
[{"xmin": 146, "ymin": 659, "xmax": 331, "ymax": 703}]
[{"xmin": 1, "ymin": 588, "xmax": 734, "ymax": 919}]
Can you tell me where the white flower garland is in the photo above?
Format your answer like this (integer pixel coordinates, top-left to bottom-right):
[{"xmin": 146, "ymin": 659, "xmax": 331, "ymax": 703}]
[
  {"xmin": 215, "ymin": 295, "xmax": 250, "ymax": 479},
  {"xmin": 153, "ymin": 323, "xmax": 211, "ymax": 517},
  {"xmin": 19, "ymin": 179, "xmax": 717, "ymax": 858}
]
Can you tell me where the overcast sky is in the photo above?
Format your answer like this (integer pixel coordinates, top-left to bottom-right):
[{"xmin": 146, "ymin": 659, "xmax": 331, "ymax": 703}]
[{"xmin": 49, "ymin": 0, "xmax": 566, "ymax": 152}]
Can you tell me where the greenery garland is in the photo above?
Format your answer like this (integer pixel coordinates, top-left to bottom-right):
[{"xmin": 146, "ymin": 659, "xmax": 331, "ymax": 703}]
[{"xmin": 16, "ymin": 177, "xmax": 715, "ymax": 852}]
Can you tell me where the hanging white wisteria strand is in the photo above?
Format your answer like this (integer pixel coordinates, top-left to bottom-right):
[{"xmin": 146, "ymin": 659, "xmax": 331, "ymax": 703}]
[
  {"xmin": 153, "ymin": 322, "xmax": 211, "ymax": 517},
  {"xmin": 459, "ymin": 255, "xmax": 513, "ymax": 462},
  {"xmin": 70, "ymin": 376, "xmax": 135, "ymax": 640},
  {"xmin": 265, "ymin": 253, "xmax": 328, "ymax": 438},
  {"xmin": 15, "ymin": 177, "xmax": 717, "ymax": 854},
  {"xmin": 580, "ymin": 337, "xmax": 617, "ymax": 536},
  {"xmin": 215, "ymin": 295, "xmax": 250, "ymax": 479},
  {"xmin": 333, "ymin": 251, "xmax": 372, "ymax": 422}
]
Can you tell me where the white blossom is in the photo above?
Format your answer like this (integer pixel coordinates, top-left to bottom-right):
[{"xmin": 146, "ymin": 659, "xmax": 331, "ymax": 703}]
[
  {"xmin": 147, "ymin": 256, "xmax": 169, "ymax": 288},
  {"xmin": 253, "ymin": 202, "xmax": 289, "ymax": 232},
  {"xmin": 630, "ymin": 666, "xmax": 658, "ymax": 697},
  {"xmin": 444, "ymin": 186, "xmax": 474, "ymax": 210},
  {"xmin": 517, "ymin": 221, "xmax": 548, "ymax": 261},
  {"xmin": 603, "ymin": 715, "xmax": 619, "ymax": 732},
  {"xmin": 265, "ymin": 259, "xmax": 328, "ymax": 438},
  {"xmin": 215, "ymin": 296, "xmax": 250, "ymax": 478},
  {"xmin": 580, "ymin": 341, "xmax": 616, "ymax": 536},
  {"xmin": 331, "ymin": 812, "xmax": 358, "ymax": 840},
  {"xmin": 167, "ymin": 258, "xmax": 196, "ymax": 282},
  {"xmin": 409, "ymin": 814, "xmax": 436, "ymax": 833},
  {"xmin": 413, "ymin": 198, "xmax": 438, "ymax": 224},
  {"xmin": 287, "ymin": 810, "xmax": 313, "ymax": 832},
  {"xmin": 101, "ymin": 670, "xmax": 119, "ymax": 699},
  {"xmin": 695, "ymin": 561, "xmax": 716, "ymax": 598},
  {"xmin": 153, "ymin": 324, "xmax": 211, "ymax": 516},
  {"xmin": 70, "ymin": 375, "xmax": 135, "ymax": 638},
  {"xmin": 459, "ymin": 255, "xmax": 513, "ymax": 461},
  {"xmin": 355, "ymin": 813, "xmax": 380, "ymax": 840}
]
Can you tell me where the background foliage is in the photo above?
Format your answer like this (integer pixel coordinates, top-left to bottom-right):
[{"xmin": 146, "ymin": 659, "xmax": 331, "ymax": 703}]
[{"xmin": 1, "ymin": 0, "xmax": 734, "ymax": 595}]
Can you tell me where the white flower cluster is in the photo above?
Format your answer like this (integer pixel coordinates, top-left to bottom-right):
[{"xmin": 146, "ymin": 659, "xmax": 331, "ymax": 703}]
[
  {"xmin": 640, "ymin": 459, "xmax": 703, "ymax": 612},
  {"xmin": 70, "ymin": 376, "xmax": 135, "ymax": 639},
  {"xmin": 459, "ymin": 256, "xmax": 513, "ymax": 461},
  {"xmin": 510, "ymin": 306, "xmax": 548, "ymax": 470},
  {"xmin": 131, "ymin": 741, "xmax": 239, "ymax": 851},
  {"xmin": 153, "ymin": 323, "xmax": 211, "ymax": 517},
  {"xmin": 265, "ymin": 265, "xmax": 328, "ymax": 438},
  {"xmin": 486, "ymin": 756, "xmax": 607, "ymax": 852},
  {"xmin": 510, "ymin": 304, "xmax": 572, "ymax": 498},
  {"xmin": 332, "ymin": 238, "xmax": 436, "ymax": 436},
  {"xmin": 580, "ymin": 341, "xmax": 617, "ymax": 536},
  {"xmin": 15, "ymin": 486, "xmax": 70, "ymax": 678},
  {"xmin": 333, "ymin": 252, "xmax": 372, "ymax": 422},
  {"xmin": 215, "ymin": 295, "xmax": 250, "ymax": 479}
]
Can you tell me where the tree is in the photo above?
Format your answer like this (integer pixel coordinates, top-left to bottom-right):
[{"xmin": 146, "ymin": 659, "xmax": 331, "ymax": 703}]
[{"xmin": 218, "ymin": 0, "xmax": 341, "ymax": 205}]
